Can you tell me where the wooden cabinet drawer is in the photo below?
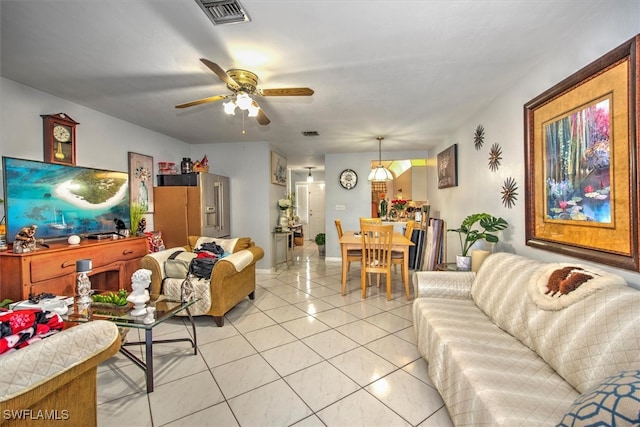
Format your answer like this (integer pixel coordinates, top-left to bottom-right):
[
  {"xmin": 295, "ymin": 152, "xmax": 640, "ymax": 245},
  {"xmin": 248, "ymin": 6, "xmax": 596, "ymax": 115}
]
[
  {"xmin": 30, "ymin": 251, "xmax": 95, "ymax": 283},
  {"xmin": 101, "ymin": 239, "xmax": 147, "ymax": 264}
]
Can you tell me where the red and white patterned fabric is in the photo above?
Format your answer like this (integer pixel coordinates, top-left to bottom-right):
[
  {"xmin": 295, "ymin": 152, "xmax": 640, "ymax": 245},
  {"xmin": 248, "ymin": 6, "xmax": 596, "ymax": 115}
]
[{"xmin": 0, "ymin": 309, "xmax": 64, "ymax": 355}]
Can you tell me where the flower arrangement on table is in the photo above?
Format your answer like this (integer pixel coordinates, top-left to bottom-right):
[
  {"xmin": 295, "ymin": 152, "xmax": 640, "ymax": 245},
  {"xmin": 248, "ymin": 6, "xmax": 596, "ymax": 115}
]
[
  {"xmin": 391, "ymin": 199, "xmax": 408, "ymax": 211},
  {"xmin": 278, "ymin": 198, "xmax": 292, "ymax": 211}
]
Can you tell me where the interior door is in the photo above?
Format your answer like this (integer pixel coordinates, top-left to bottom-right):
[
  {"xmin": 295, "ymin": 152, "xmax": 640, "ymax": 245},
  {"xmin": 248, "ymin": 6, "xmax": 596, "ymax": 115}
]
[{"xmin": 307, "ymin": 182, "xmax": 325, "ymax": 242}]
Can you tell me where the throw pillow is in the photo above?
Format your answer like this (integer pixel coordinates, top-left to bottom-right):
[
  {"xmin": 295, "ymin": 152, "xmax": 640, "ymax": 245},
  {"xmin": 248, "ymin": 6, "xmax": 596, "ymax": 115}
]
[{"xmin": 558, "ymin": 369, "xmax": 640, "ymax": 426}]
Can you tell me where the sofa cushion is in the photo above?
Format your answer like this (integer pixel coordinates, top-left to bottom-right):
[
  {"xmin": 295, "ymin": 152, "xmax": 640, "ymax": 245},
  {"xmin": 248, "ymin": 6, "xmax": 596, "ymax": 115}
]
[
  {"xmin": 471, "ymin": 253, "xmax": 640, "ymax": 394},
  {"xmin": 413, "ymin": 297, "xmax": 578, "ymax": 426},
  {"xmin": 163, "ymin": 277, "xmax": 212, "ymax": 315},
  {"xmin": 558, "ymin": 369, "xmax": 640, "ymax": 426}
]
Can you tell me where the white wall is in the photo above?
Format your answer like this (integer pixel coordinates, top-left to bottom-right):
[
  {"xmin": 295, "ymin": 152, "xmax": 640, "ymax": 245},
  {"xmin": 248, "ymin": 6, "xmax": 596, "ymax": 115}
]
[
  {"xmin": 325, "ymin": 149, "xmax": 429, "ymax": 258},
  {"xmin": 0, "ymin": 77, "xmax": 274, "ymax": 270},
  {"xmin": 426, "ymin": 4, "xmax": 640, "ymax": 288}
]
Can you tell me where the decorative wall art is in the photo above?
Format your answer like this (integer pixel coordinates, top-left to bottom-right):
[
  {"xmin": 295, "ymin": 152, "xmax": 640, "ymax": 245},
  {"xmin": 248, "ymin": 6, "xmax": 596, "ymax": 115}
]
[
  {"xmin": 488, "ymin": 143, "xmax": 502, "ymax": 172},
  {"xmin": 437, "ymin": 144, "xmax": 458, "ymax": 189},
  {"xmin": 474, "ymin": 125, "xmax": 485, "ymax": 150},
  {"xmin": 128, "ymin": 152, "xmax": 153, "ymax": 213},
  {"xmin": 524, "ymin": 34, "xmax": 639, "ymax": 271},
  {"xmin": 271, "ymin": 151, "xmax": 287, "ymax": 186},
  {"xmin": 501, "ymin": 177, "xmax": 518, "ymax": 209}
]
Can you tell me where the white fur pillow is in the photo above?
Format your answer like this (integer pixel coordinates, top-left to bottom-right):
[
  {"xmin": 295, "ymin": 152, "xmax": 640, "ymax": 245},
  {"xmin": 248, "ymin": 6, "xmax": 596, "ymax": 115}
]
[{"xmin": 527, "ymin": 262, "xmax": 626, "ymax": 310}]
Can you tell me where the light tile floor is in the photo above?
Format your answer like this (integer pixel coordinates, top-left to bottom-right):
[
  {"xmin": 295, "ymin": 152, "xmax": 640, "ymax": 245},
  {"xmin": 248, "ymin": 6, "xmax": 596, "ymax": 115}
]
[{"xmin": 96, "ymin": 242, "xmax": 454, "ymax": 426}]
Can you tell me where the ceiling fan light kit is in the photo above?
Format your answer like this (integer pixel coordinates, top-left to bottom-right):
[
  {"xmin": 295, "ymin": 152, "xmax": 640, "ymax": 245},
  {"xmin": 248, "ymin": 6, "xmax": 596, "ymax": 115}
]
[
  {"xmin": 176, "ymin": 58, "xmax": 313, "ymax": 128},
  {"xmin": 368, "ymin": 136, "xmax": 394, "ymax": 182}
]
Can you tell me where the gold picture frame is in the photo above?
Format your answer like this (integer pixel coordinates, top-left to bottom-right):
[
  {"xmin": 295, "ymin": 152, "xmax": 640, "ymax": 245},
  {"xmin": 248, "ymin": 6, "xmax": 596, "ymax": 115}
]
[
  {"xmin": 271, "ymin": 151, "xmax": 287, "ymax": 186},
  {"xmin": 128, "ymin": 152, "xmax": 154, "ymax": 213},
  {"xmin": 524, "ymin": 34, "xmax": 639, "ymax": 271}
]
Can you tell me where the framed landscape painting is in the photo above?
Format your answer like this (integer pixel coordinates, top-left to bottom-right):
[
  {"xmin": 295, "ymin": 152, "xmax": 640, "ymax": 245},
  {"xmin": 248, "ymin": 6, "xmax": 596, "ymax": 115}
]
[{"xmin": 524, "ymin": 34, "xmax": 639, "ymax": 271}]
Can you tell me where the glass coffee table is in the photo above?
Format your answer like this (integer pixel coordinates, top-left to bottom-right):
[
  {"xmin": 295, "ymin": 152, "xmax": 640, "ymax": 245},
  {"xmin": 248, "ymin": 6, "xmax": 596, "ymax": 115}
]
[{"xmin": 66, "ymin": 294, "xmax": 198, "ymax": 393}]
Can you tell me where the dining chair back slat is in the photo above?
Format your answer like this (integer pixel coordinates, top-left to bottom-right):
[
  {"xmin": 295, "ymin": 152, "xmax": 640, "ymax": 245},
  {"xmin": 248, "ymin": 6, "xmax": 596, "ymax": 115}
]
[{"xmin": 360, "ymin": 223, "xmax": 394, "ymax": 299}]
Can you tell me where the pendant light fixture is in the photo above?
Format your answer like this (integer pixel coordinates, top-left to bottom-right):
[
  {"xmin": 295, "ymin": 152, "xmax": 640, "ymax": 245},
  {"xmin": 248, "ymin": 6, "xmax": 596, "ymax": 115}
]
[
  {"xmin": 306, "ymin": 167, "xmax": 314, "ymax": 183},
  {"xmin": 368, "ymin": 136, "xmax": 393, "ymax": 182}
]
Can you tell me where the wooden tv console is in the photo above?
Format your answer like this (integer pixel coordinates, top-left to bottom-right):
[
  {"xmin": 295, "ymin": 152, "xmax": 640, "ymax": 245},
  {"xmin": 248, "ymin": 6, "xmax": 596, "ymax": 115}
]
[{"xmin": 0, "ymin": 236, "xmax": 148, "ymax": 302}]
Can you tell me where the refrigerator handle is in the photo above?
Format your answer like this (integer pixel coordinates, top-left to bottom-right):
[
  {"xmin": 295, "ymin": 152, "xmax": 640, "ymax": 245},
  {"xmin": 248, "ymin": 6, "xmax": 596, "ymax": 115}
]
[{"xmin": 218, "ymin": 181, "xmax": 223, "ymax": 231}]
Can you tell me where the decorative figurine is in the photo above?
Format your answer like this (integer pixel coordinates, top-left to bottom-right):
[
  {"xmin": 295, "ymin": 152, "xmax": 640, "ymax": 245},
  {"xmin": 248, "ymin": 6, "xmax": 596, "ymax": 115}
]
[
  {"xmin": 13, "ymin": 224, "xmax": 39, "ymax": 253},
  {"xmin": 143, "ymin": 307, "xmax": 156, "ymax": 324},
  {"xmin": 137, "ymin": 217, "xmax": 147, "ymax": 236},
  {"xmin": 127, "ymin": 268, "xmax": 151, "ymax": 316}
]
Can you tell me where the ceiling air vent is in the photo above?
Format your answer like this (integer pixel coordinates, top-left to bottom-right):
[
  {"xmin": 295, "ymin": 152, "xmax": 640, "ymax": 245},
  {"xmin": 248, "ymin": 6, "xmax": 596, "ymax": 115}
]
[
  {"xmin": 196, "ymin": 0, "xmax": 250, "ymax": 25},
  {"xmin": 302, "ymin": 131, "xmax": 319, "ymax": 137}
]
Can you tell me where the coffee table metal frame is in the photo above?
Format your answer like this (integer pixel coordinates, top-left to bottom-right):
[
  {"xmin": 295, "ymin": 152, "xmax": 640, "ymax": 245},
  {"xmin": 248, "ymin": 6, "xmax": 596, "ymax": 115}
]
[{"xmin": 67, "ymin": 295, "xmax": 198, "ymax": 393}]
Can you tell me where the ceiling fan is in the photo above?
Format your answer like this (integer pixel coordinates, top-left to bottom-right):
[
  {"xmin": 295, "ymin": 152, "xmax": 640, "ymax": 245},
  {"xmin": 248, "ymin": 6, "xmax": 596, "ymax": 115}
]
[{"xmin": 175, "ymin": 58, "xmax": 314, "ymax": 125}]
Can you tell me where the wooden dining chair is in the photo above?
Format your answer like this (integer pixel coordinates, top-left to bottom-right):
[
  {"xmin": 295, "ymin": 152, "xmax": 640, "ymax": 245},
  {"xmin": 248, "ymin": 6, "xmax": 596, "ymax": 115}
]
[
  {"xmin": 359, "ymin": 217, "xmax": 382, "ymax": 228},
  {"xmin": 391, "ymin": 220, "xmax": 415, "ymax": 274},
  {"xmin": 335, "ymin": 219, "xmax": 362, "ymax": 273},
  {"xmin": 360, "ymin": 223, "xmax": 394, "ymax": 300}
]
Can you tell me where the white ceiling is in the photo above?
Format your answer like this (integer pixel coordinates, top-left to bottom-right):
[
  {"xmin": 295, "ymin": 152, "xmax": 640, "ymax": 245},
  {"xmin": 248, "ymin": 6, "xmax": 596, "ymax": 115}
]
[{"xmin": 0, "ymin": 0, "xmax": 615, "ymax": 171}]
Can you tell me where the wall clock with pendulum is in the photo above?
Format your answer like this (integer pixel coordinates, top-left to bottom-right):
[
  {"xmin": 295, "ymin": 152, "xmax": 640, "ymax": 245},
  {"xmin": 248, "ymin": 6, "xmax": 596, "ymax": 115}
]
[{"xmin": 41, "ymin": 113, "xmax": 79, "ymax": 166}]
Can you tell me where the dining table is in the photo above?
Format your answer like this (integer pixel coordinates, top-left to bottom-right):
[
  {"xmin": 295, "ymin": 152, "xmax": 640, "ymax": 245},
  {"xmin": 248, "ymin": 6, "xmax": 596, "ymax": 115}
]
[{"xmin": 338, "ymin": 230, "xmax": 415, "ymax": 300}]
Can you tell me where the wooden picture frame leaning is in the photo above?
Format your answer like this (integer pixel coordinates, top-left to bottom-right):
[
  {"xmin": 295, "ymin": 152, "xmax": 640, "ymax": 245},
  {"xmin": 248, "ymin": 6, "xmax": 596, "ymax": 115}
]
[
  {"xmin": 437, "ymin": 144, "xmax": 458, "ymax": 189},
  {"xmin": 524, "ymin": 34, "xmax": 639, "ymax": 271}
]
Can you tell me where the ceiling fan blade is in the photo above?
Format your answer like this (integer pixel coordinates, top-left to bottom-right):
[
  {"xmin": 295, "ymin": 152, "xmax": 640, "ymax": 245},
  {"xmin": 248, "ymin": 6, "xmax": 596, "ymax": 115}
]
[
  {"xmin": 251, "ymin": 101, "xmax": 270, "ymax": 125},
  {"xmin": 175, "ymin": 94, "xmax": 228, "ymax": 109},
  {"xmin": 200, "ymin": 58, "xmax": 239, "ymax": 89},
  {"xmin": 259, "ymin": 87, "xmax": 314, "ymax": 97}
]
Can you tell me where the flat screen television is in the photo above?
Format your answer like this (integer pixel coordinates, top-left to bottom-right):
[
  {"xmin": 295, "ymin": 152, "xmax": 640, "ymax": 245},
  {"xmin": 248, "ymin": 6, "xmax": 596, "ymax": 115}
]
[{"xmin": 2, "ymin": 157, "xmax": 130, "ymax": 243}]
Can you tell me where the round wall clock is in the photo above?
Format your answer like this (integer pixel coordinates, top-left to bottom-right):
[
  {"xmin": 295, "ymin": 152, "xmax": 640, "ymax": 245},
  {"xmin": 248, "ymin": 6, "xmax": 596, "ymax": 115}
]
[{"xmin": 339, "ymin": 169, "xmax": 358, "ymax": 189}]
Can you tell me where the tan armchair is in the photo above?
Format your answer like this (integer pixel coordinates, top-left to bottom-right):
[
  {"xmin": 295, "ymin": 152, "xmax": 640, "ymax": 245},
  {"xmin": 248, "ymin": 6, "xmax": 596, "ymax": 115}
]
[
  {"xmin": 140, "ymin": 236, "xmax": 264, "ymax": 327},
  {"xmin": 0, "ymin": 321, "xmax": 120, "ymax": 426}
]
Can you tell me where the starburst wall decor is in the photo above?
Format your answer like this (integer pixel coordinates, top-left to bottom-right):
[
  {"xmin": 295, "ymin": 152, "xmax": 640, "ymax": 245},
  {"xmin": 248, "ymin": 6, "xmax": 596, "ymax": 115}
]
[
  {"xmin": 488, "ymin": 143, "xmax": 502, "ymax": 171},
  {"xmin": 501, "ymin": 177, "xmax": 518, "ymax": 208},
  {"xmin": 474, "ymin": 124, "xmax": 485, "ymax": 150}
]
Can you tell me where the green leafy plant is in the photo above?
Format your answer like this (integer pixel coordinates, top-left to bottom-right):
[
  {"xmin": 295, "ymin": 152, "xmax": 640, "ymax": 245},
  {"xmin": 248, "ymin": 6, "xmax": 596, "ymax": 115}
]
[
  {"xmin": 448, "ymin": 213, "xmax": 508, "ymax": 256},
  {"xmin": 314, "ymin": 233, "xmax": 326, "ymax": 246},
  {"xmin": 92, "ymin": 289, "xmax": 128, "ymax": 306},
  {"xmin": 130, "ymin": 202, "xmax": 146, "ymax": 235}
]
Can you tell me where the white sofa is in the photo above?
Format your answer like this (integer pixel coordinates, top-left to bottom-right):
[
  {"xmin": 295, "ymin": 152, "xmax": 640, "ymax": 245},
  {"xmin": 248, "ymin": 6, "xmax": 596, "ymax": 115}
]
[{"xmin": 412, "ymin": 252, "xmax": 640, "ymax": 426}]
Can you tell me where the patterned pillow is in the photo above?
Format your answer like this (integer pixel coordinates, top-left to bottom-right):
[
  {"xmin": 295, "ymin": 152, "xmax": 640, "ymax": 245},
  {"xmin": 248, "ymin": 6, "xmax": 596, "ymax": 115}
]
[{"xmin": 558, "ymin": 370, "xmax": 640, "ymax": 426}]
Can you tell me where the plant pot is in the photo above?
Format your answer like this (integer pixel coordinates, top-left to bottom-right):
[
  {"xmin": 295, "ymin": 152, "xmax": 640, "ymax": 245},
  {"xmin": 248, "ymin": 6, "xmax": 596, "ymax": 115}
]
[
  {"xmin": 318, "ymin": 245, "xmax": 326, "ymax": 257},
  {"xmin": 456, "ymin": 255, "xmax": 472, "ymax": 271}
]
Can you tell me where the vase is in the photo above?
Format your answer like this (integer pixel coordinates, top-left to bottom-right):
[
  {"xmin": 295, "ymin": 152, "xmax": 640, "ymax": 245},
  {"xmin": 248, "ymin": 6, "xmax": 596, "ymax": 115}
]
[
  {"xmin": 456, "ymin": 255, "xmax": 472, "ymax": 271},
  {"xmin": 138, "ymin": 180, "xmax": 149, "ymax": 211},
  {"xmin": 278, "ymin": 210, "xmax": 289, "ymax": 229}
]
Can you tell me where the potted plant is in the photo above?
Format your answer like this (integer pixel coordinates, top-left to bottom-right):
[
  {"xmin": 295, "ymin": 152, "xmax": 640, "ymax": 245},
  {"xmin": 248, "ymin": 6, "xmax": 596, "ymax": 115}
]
[
  {"xmin": 448, "ymin": 213, "xmax": 508, "ymax": 270},
  {"xmin": 315, "ymin": 232, "xmax": 326, "ymax": 257}
]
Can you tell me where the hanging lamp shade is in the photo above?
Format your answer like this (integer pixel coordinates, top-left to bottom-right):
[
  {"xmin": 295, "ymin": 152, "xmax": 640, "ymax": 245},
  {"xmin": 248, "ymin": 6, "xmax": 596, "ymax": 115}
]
[
  {"xmin": 368, "ymin": 136, "xmax": 393, "ymax": 182},
  {"xmin": 307, "ymin": 167, "xmax": 314, "ymax": 182}
]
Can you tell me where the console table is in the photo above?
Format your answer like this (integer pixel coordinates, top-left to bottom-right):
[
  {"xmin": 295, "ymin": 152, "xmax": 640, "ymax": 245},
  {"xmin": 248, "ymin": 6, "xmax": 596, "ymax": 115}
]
[{"xmin": 0, "ymin": 236, "xmax": 148, "ymax": 301}]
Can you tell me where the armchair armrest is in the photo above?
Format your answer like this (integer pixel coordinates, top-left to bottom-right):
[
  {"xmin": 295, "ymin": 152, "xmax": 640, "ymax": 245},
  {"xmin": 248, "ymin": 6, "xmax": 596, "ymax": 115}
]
[
  {"xmin": 209, "ymin": 246, "xmax": 265, "ymax": 281},
  {"xmin": 0, "ymin": 321, "xmax": 120, "ymax": 406},
  {"xmin": 412, "ymin": 271, "xmax": 475, "ymax": 300}
]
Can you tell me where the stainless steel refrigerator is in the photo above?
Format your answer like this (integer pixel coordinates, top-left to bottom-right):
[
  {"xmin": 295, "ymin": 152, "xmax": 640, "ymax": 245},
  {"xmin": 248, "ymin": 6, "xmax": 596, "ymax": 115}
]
[{"xmin": 154, "ymin": 172, "xmax": 231, "ymax": 248}]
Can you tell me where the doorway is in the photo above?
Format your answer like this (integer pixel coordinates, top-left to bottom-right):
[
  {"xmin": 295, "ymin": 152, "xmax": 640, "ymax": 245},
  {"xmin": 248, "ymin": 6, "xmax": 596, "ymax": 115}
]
[{"xmin": 295, "ymin": 181, "xmax": 325, "ymax": 241}]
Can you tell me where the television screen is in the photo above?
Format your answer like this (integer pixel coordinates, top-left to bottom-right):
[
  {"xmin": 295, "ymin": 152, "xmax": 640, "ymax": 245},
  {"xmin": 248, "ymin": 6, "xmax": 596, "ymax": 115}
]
[{"xmin": 2, "ymin": 157, "xmax": 130, "ymax": 242}]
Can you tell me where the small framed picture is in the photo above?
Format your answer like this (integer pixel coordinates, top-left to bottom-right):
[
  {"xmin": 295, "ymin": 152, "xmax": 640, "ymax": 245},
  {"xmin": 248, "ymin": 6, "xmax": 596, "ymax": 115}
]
[
  {"xmin": 437, "ymin": 144, "xmax": 458, "ymax": 189},
  {"xmin": 271, "ymin": 151, "xmax": 287, "ymax": 186},
  {"xmin": 128, "ymin": 152, "xmax": 154, "ymax": 213}
]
